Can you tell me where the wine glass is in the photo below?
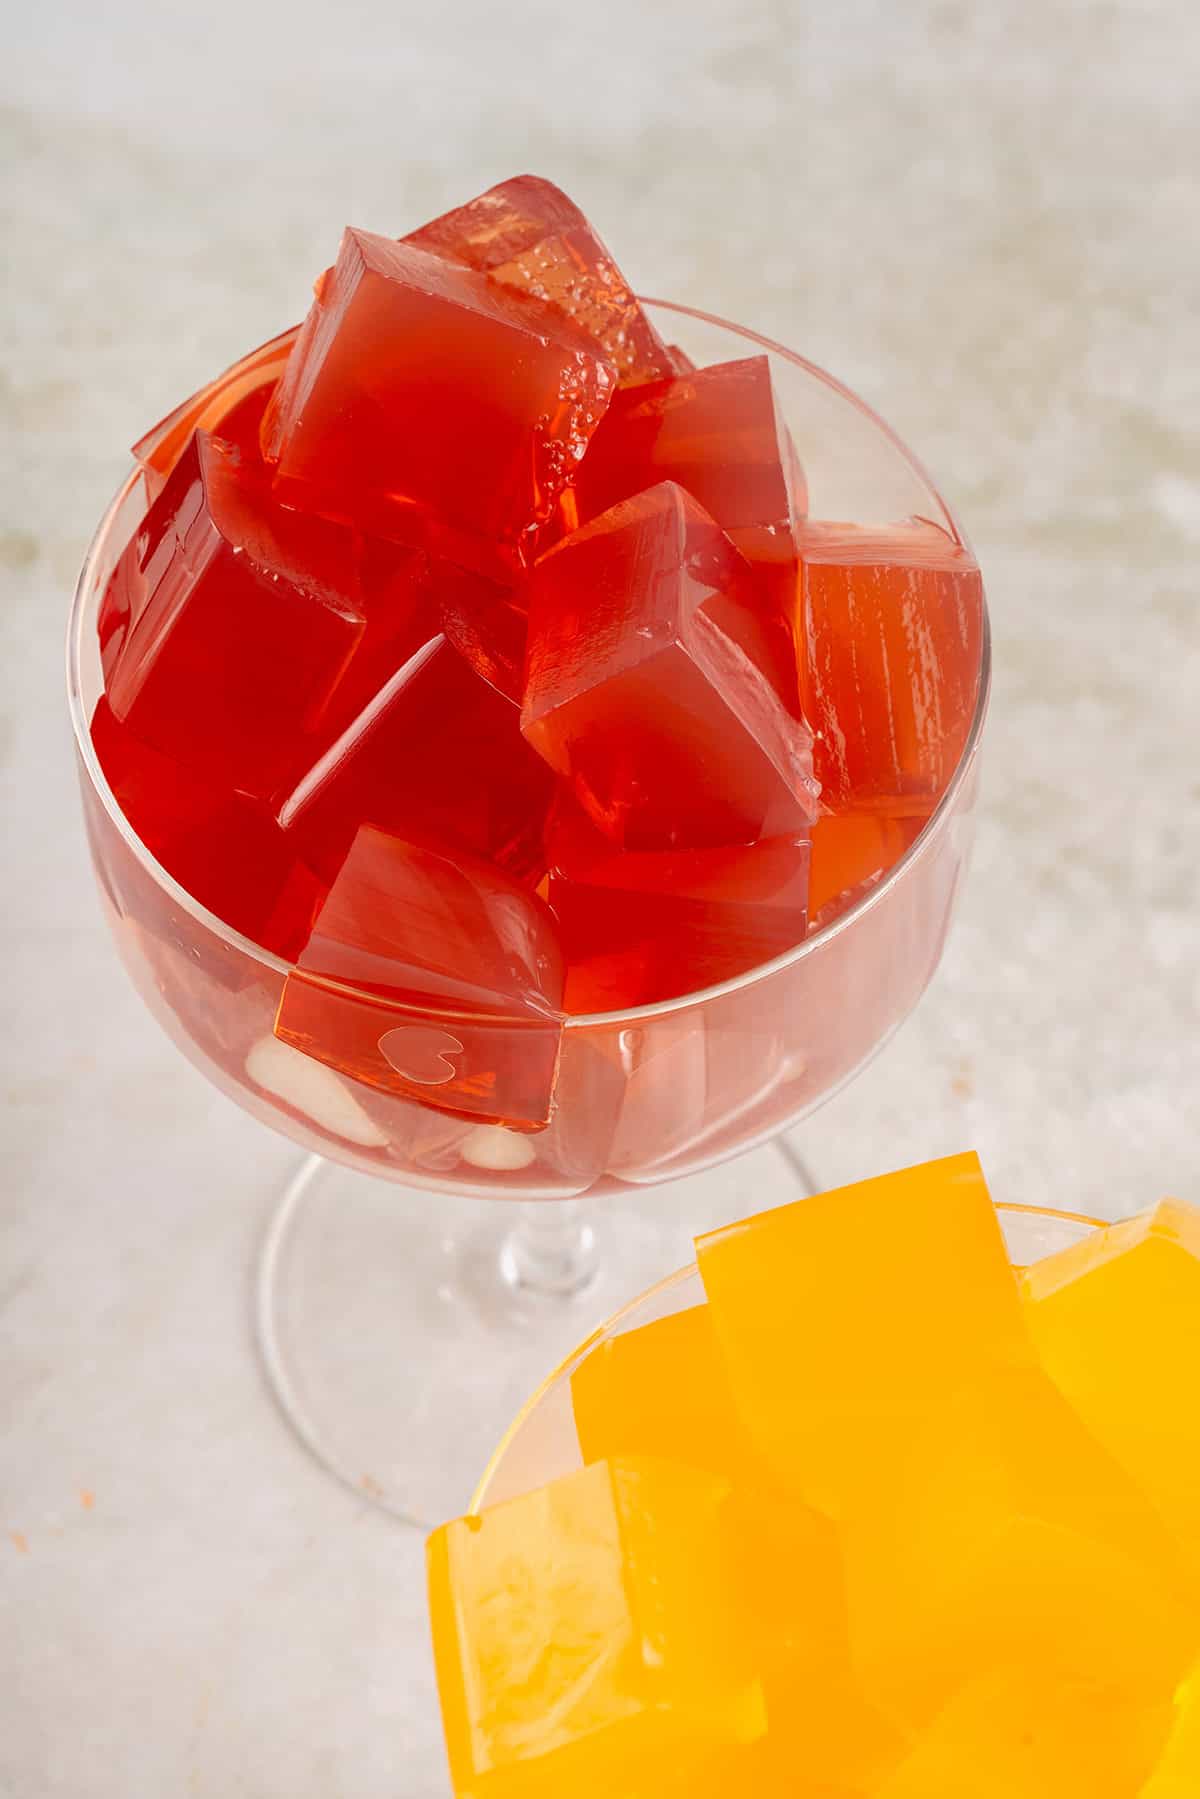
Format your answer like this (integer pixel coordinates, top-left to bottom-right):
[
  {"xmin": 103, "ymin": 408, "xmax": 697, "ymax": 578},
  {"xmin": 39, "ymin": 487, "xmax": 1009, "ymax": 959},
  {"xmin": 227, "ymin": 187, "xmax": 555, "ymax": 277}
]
[
  {"xmin": 471, "ymin": 1204, "xmax": 1104, "ymax": 1512},
  {"xmin": 66, "ymin": 299, "xmax": 990, "ymax": 1526}
]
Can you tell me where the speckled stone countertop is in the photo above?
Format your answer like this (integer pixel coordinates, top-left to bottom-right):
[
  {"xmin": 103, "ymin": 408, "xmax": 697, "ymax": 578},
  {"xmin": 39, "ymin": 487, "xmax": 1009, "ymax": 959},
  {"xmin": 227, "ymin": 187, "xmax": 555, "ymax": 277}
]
[{"xmin": 3, "ymin": 2, "xmax": 1198, "ymax": 1792}]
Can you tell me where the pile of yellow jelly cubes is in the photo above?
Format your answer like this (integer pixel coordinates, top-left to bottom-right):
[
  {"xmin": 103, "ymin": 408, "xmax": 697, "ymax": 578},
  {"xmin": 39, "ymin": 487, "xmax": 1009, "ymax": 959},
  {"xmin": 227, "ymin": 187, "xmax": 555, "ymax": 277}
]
[{"xmin": 427, "ymin": 1154, "xmax": 1200, "ymax": 1795}]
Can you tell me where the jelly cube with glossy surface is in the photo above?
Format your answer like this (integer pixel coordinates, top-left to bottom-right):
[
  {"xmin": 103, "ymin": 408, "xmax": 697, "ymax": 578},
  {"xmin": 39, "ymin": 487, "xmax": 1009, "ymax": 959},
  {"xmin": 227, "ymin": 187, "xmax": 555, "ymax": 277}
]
[
  {"xmin": 873, "ymin": 1673, "xmax": 1171, "ymax": 1799},
  {"xmin": 568, "ymin": 1307, "xmax": 904, "ymax": 1791},
  {"xmin": 90, "ymin": 697, "xmax": 323, "ymax": 962},
  {"xmin": 547, "ymin": 795, "xmax": 810, "ymax": 1011},
  {"xmin": 404, "ymin": 174, "xmax": 672, "ymax": 385},
  {"xmin": 426, "ymin": 1457, "xmax": 763, "ymax": 1797},
  {"xmin": 436, "ymin": 563, "xmax": 529, "ymax": 702},
  {"xmin": 103, "ymin": 430, "xmax": 371, "ymax": 802},
  {"xmin": 844, "ymin": 1364, "xmax": 1197, "ymax": 1729},
  {"xmin": 1021, "ymin": 1199, "xmax": 1200, "ymax": 1569},
  {"xmin": 572, "ymin": 354, "xmax": 804, "ymax": 544},
  {"xmin": 695, "ymin": 1154, "xmax": 1032, "ymax": 1516},
  {"xmin": 277, "ymin": 635, "xmax": 553, "ymax": 889},
  {"xmin": 571, "ymin": 355, "xmax": 806, "ymax": 710},
  {"xmin": 797, "ymin": 518, "xmax": 984, "ymax": 815},
  {"xmin": 522, "ymin": 483, "xmax": 819, "ymax": 850},
  {"xmin": 571, "ymin": 1304, "xmax": 751, "ymax": 1475},
  {"xmin": 275, "ymin": 825, "xmax": 565, "ymax": 1128},
  {"xmin": 262, "ymin": 227, "xmax": 616, "ymax": 577},
  {"xmin": 132, "ymin": 324, "xmax": 298, "ymax": 500}
]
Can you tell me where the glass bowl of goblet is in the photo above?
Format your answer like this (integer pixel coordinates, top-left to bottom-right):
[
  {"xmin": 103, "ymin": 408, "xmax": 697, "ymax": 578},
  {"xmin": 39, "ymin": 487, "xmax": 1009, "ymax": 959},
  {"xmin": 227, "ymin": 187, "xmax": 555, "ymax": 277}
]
[{"xmin": 67, "ymin": 299, "xmax": 990, "ymax": 1526}]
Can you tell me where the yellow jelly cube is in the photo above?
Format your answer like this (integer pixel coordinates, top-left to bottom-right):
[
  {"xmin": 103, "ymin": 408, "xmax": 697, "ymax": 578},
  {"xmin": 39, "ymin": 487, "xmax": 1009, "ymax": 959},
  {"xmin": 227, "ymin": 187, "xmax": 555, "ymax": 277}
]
[
  {"xmin": 1021, "ymin": 1198, "xmax": 1200, "ymax": 1572},
  {"xmin": 844, "ymin": 1365, "xmax": 1197, "ymax": 1729},
  {"xmin": 1140, "ymin": 1666, "xmax": 1200, "ymax": 1797},
  {"xmin": 570, "ymin": 1303, "xmax": 751, "ymax": 1476},
  {"xmin": 874, "ymin": 1671, "xmax": 1173, "ymax": 1799},
  {"xmin": 696, "ymin": 1152, "xmax": 1033, "ymax": 1516},
  {"xmin": 426, "ymin": 1456, "xmax": 765, "ymax": 1797},
  {"xmin": 570, "ymin": 1301, "xmax": 906, "ymax": 1788}
]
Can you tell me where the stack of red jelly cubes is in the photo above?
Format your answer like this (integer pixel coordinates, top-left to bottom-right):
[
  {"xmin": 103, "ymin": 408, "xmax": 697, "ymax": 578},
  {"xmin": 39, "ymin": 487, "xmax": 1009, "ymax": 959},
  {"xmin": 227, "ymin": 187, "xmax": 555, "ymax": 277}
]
[{"xmin": 94, "ymin": 176, "xmax": 983, "ymax": 1135}]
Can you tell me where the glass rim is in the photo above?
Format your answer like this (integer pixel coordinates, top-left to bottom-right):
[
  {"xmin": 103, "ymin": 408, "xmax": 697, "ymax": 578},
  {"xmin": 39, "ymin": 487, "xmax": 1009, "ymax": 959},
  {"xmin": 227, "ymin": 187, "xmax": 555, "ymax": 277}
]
[
  {"xmin": 65, "ymin": 296, "xmax": 993, "ymax": 1028},
  {"xmin": 468, "ymin": 1199, "xmax": 1106, "ymax": 1513}
]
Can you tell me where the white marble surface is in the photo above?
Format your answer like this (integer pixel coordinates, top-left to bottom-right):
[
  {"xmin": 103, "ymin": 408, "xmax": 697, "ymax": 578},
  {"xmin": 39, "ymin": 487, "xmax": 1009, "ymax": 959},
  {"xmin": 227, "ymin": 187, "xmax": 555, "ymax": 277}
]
[{"xmin": 3, "ymin": 2, "xmax": 1199, "ymax": 1792}]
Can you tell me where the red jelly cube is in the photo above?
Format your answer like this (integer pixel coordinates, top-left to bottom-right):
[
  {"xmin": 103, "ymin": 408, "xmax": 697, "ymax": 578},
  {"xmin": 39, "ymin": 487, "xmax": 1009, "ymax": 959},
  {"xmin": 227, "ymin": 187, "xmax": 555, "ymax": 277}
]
[
  {"xmin": 522, "ymin": 482, "xmax": 819, "ymax": 851},
  {"xmin": 435, "ymin": 562, "xmax": 528, "ymax": 702},
  {"xmin": 132, "ymin": 325, "xmax": 298, "ymax": 501},
  {"xmin": 404, "ymin": 175, "xmax": 672, "ymax": 385},
  {"xmin": 547, "ymin": 796, "xmax": 810, "ymax": 1011},
  {"xmin": 104, "ymin": 430, "xmax": 377, "ymax": 803},
  {"xmin": 797, "ymin": 520, "xmax": 984, "ymax": 816},
  {"xmin": 261, "ymin": 227, "xmax": 617, "ymax": 578},
  {"xmin": 90, "ymin": 697, "xmax": 323, "ymax": 961},
  {"xmin": 275, "ymin": 826, "xmax": 566, "ymax": 1128},
  {"xmin": 808, "ymin": 812, "xmax": 924, "ymax": 929},
  {"xmin": 573, "ymin": 355, "xmax": 805, "ymax": 544},
  {"xmin": 569, "ymin": 354, "xmax": 806, "ymax": 713},
  {"xmin": 278, "ymin": 635, "xmax": 554, "ymax": 889}
]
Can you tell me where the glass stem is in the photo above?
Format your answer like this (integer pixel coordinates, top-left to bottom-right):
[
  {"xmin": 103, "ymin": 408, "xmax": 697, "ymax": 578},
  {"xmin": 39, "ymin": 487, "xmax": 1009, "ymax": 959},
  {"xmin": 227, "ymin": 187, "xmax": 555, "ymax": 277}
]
[{"xmin": 500, "ymin": 1200, "xmax": 599, "ymax": 1298}]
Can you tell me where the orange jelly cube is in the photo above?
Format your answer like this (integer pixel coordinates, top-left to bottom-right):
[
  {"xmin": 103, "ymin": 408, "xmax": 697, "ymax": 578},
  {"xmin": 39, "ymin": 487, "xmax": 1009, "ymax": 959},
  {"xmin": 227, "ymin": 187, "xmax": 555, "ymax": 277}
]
[
  {"xmin": 547, "ymin": 795, "xmax": 810, "ymax": 1011},
  {"xmin": 522, "ymin": 483, "xmax": 819, "ymax": 851},
  {"xmin": 404, "ymin": 174, "xmax": 672, "ymax": 385},
  {"xmin": 275, "ymin": 826, "xmax": 565, "ymax": 1128},
  {"xmin": 262, "ymin": 227, "xmax": 617, "ymax": 577},
  {"xmin": 873, "ymin": 1671, "xmax": 1172, "ymax": 1799},
  {"xmin": 1021, "ymin": 1199, "xmax": 1200, "ymax": 1574},
  {"xmin": 844, "ymin": 1364, "xmax": 1197, "ymax": 1729},
  {"xmin": 796, "ymin": 518, "xmax": 984, "ymax": 816},
  {"xmin": 696, "ymin": 1153, "xmax": 1033, "ymax": 1517},
  {"xmin": 569, "ymin": 1305, "xmax": 904, "ymax": 1793},
  {"xmin": 426, "ymin": 1457, "xmax": 764, "ymax": 1797},
  {"xmin": 571, "ymin": 1302, "xmax": 751, "ymax": 1476}
]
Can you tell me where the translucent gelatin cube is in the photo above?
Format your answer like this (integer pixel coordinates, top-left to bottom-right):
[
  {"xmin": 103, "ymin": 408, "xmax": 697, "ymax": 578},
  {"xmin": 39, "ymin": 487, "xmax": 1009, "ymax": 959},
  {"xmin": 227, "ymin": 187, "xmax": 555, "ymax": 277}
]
[
  {"xmin": 132, "ymin": 324, "xmax": 298, "ymax": 500},
  {"xmin": 571, "ymin": 1303, "xmax": 753, "ymax": 1476},
  {"xmin": 696, "ymin": 1154, "xmax": 1033, "ymax": 1517},
  {"xmin": 405, "ymin": 174, "xmax": 672, "ymax": 384},
  {"xmin": 845, "ymin": 1365, "xmax": 1196, "ymax": 1729},
  {"xmin": 436, "ymin": 561, "xmax": 528, "ymax": 701},
  {"xmin": 104, "ymin": 430, "xmax": 371, "ymax": 802},
  {"xmin": 262, "ymin": 227, "xmax": 616, "ymax": 578},
  {"xmin": 796, "ymin": 519, "xmax": 984, "ymax": 816},
  {"xmin": 874, "ymin": 1672, "xmax": 1171, "ymax": 1799},
  {"xmin": 277, "ymin": 635, "xmax": 553, "ymax": 889},
  {"xmin": 574, "ymin": 354, "xmax": 804, "ymax": 539},
  {"xmin": 426, "ymin": 1457, "xmax": 764, "ymax": 1797},
  {"xmin": 1020, "ymin": 1199, "xmax": 1200, "ymax": 1571},
  {"xmin": 547, "ymin": 795, "xmax": 809, "ymax": 1011},
  {"xmin": 568, "ymin": 357, "xmax": 807, "ymax": 713},
  {"xmin": 1141, "ymin": 1668, "xmax": 1200, "ymax": 1798},
  {"xmin": 523, "ymin": 483, "xmax": 819, "ymax": 851},
  {"xmin": 808, "ymin": 811, "xmax": 923, "ymax": 928},
  {"xmin": 275, "ymin": 826, "xmax": 565, "ymax": 1128},
  {"xmin": 90, "ymin": 697, "xmax": 323, "ymax": 961},
  {"xmin": 566, "ymin": 1300, "xmax": 902, "ymax": 1786}
]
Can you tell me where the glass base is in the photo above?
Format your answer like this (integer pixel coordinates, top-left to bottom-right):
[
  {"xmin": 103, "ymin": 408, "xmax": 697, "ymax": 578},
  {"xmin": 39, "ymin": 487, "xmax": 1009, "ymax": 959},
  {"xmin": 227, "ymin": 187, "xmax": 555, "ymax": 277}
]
[{"xmin": 256, "ymin": 1138, "xmax": 815, "ymax": 1527}]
